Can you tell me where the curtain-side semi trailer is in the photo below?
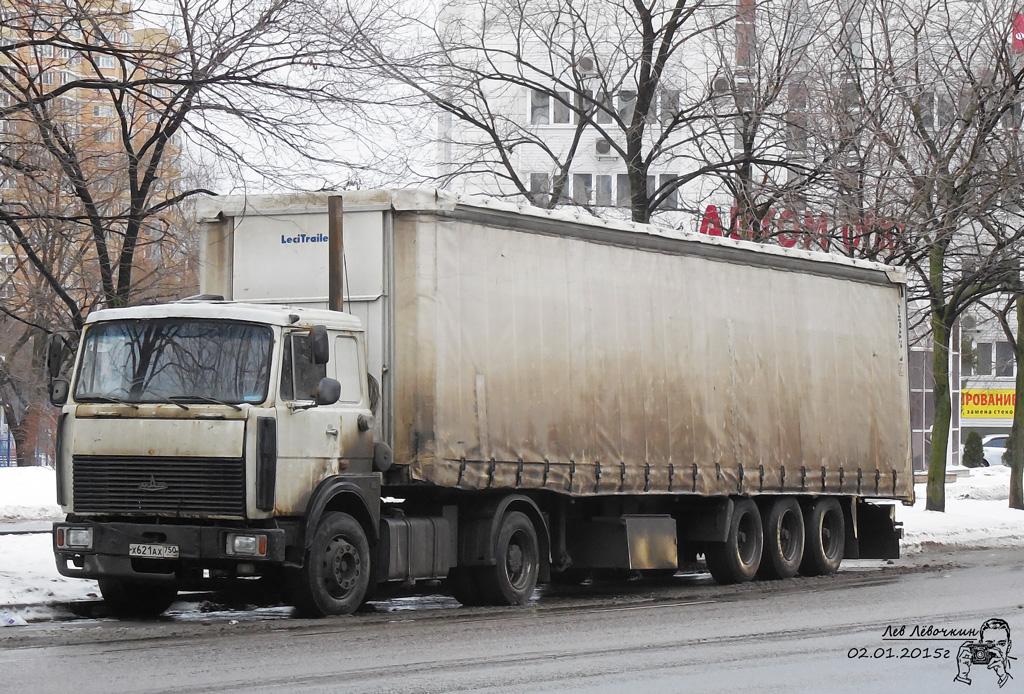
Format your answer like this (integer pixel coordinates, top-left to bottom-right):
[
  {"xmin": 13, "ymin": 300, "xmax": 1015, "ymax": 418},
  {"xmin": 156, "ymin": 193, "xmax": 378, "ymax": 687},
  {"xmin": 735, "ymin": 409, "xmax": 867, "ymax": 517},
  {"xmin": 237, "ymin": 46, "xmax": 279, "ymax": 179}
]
[{"xmin": 49, "ymin": 189, "xmax": 911, "ymax": 617}]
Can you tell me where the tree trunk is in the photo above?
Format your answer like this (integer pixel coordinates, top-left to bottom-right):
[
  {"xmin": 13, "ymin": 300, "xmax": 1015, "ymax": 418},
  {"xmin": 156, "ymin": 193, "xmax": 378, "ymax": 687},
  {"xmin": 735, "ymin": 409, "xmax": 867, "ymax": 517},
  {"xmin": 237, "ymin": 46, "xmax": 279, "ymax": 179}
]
[
  {"xmin": 1009, "ymin": 297, "xmax": 1024, "ymax": 510},
  {"xmin": 926, "ymin": 315, "xmax": 951, "ymax": 511}
]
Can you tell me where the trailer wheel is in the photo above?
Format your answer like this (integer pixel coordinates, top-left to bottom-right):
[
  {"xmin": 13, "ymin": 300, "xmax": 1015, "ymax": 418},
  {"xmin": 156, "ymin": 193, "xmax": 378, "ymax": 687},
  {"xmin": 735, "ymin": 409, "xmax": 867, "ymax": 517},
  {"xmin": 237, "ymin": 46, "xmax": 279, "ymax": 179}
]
[
  {"xmin": 757, "ymin": 497, "xmax": 805, "ymax": 580},
  {"xmin": 704, "ymin": 498, "xmax": 762, "ymax": 584},
  {"xmin": 288, "ymin": 512, "xmax": 370, "ymax": 617},
  {"xmin": 98, "ymin": 578, "xmax": 177, "ymax": 618},
  {"xmin": 800, "ymin": 497, "xmax": 845, "ymax": 576},
  {"xmin": 480, "ymin": 511, "xmax": 539, "ymax": 605}
]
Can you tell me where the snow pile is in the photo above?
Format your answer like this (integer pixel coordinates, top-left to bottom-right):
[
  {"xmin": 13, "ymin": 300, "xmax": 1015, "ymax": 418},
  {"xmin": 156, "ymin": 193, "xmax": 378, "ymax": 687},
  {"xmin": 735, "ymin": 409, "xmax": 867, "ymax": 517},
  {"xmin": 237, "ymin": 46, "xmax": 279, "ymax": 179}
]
[
  {"xmin": 0, "ymin": 534, "xmax": 99, "ymax": 611},
  {"xmin": 902, "ymin": 465, "xmax": 1024, "ymax": 554},
  {"xmin": 0, "ymin": 466, "xmax": 63, "ymax": 521},
  {"xmin": 946, "ymin": 465, "xmax": 1010, "ymax": 501}
]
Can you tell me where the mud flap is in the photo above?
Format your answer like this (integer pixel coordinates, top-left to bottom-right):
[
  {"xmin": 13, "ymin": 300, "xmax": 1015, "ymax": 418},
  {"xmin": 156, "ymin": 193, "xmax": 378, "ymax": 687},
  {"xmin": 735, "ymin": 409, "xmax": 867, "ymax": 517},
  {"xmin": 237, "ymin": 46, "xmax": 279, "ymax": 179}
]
[{"xmin": 855, "ymin": 500, "xmax": 902, "ymax": 559}]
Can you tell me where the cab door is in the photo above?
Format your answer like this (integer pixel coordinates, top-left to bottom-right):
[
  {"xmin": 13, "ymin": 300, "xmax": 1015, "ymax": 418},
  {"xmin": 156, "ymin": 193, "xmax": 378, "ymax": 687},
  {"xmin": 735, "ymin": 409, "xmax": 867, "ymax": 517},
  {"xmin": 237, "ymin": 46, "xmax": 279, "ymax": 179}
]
[
  {"xmin": 274, "ymin": 330, "xmax": 343, "ymax": 514},
  {"xmin": 332, "ymin": 333, "xmax": 374, "ymax": 470}
]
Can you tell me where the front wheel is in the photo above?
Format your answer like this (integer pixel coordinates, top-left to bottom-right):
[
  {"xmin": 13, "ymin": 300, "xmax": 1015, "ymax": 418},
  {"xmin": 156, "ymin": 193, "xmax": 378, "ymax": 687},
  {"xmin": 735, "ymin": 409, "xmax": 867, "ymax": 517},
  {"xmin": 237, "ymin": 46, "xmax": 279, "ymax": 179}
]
[
  {"xmin": 800, "ymin": 497, "xmax": 845, "ymax": 576},
  {"xmin": 288, "ymin": 512, "xmax": 370, "ymax": 617},
  {"xmin": 98, "ymin": 578, "xmax": 177, "ymax": 618},
  {"xmin": 704, "ymin": 498, "xmax": 763, "ymax": 584},
  {"xmin": 479, "ymin": 511, "xmax": 540, "ymax": 605}
]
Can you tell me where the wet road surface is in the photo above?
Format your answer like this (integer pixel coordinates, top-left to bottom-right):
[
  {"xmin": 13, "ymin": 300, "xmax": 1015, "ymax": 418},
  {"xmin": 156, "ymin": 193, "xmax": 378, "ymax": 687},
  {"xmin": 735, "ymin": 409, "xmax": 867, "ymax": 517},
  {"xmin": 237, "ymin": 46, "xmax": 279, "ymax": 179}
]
[{"xmin": 2, "ymin": 548, "xmax": 1021, "ymax": 694}]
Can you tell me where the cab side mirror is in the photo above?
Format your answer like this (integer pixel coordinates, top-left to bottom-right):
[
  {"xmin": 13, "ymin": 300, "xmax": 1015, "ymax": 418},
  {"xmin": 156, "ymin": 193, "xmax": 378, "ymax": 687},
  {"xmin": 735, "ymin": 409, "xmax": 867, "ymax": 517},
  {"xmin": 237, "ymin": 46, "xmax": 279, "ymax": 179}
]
[
  {"xmin": 46, "ymin": 333, "xmax": 66, "ymax": 379},
  {"xmin": 49, "ymin": 378, "xmax": 69, "ymax": 406},
  {"xmin": 314, "ymin": 377, "xmax": 341, "ymax": 406},
  {"xmin": 311, "ymin": 325, "xmax": 330, "ymax": 365}
]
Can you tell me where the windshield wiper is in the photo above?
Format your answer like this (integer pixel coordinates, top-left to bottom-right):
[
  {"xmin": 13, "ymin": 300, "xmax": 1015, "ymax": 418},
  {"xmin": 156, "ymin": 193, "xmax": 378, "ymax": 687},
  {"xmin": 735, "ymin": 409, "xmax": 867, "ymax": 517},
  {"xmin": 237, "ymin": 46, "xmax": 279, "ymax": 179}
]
[
  {"xmin": 155, "ymin": 397, "xmax": 189, "ymax": 411},
  {"xmin": 169, "ymin": 395, "xmax": 243, "ymax": 411},
  {"xmin": 88, "ymin": 395, "xmax": 139, "ymax": 410}
]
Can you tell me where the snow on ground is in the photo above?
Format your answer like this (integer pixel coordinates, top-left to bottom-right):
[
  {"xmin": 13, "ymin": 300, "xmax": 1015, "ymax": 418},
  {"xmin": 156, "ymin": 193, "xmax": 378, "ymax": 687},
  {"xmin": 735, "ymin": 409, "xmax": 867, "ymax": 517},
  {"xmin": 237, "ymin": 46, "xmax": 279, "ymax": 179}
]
[
  {"xmin": 0, "ymin": 465, "xmax": 1022, "ymax": 625},
  {"xmin": 0, "ymin": 466, "xmax": 64, "ymax": 521},
  {"xmin": 902, "ymin": 465, "xmax": 1024, "ymax": 553}
]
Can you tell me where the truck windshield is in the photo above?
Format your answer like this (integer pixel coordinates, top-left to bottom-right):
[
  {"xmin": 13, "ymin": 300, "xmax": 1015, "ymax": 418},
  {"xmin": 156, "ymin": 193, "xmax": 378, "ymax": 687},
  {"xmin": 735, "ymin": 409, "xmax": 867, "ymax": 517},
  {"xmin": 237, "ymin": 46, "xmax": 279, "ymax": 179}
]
[{"xmin": 74, "ymin": 319, "xmax": 274, "ymax": 405}]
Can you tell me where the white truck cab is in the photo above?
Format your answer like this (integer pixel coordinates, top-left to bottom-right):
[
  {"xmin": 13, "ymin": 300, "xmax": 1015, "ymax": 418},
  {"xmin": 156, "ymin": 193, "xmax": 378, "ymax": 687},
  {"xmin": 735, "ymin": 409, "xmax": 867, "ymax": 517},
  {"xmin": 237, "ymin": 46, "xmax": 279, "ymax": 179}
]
[{"xmin": 52, "ymin": 300, "xmax": 382, "ymax": 616}]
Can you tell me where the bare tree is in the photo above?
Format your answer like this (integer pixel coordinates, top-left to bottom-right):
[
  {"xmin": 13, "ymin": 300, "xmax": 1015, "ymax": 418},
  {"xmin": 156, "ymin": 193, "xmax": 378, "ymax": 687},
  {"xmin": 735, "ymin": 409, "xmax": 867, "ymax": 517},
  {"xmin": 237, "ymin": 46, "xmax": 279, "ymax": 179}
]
[
  {"xmin": 846, "ymin": 0, "xmax": 1024, "ymax": 510},
  {"xmin": 348, "ymin": 0, "xmax": 828, "ymax": 223},
  {"xmin": 0, "ymin": 0, "xmax": 387, "ymax": 463}
]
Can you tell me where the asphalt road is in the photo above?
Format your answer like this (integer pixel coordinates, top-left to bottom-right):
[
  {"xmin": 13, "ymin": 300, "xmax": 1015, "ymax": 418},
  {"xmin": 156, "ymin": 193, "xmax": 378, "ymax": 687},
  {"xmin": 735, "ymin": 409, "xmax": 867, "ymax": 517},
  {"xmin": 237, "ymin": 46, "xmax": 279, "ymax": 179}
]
[{"xmin": 2, "ymin": 549, "xmax": 1022, "ymax": 694}]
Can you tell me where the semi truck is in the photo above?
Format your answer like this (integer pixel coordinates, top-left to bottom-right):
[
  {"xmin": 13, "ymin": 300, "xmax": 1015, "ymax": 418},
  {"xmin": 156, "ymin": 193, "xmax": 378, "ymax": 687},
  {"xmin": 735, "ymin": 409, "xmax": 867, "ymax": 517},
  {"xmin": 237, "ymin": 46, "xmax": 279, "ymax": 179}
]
[{"xmin": 49, "ymin": 189, "xmax": 912, "ymax": 617}]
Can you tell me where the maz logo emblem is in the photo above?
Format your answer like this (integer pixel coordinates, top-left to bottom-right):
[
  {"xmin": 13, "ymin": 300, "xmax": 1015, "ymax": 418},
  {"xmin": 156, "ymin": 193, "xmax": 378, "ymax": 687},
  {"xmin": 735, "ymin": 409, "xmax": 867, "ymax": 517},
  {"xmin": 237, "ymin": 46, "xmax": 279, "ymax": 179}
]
[{"xmin": 138, "ymin": 475, "xmax": 168, "ymax": 492}]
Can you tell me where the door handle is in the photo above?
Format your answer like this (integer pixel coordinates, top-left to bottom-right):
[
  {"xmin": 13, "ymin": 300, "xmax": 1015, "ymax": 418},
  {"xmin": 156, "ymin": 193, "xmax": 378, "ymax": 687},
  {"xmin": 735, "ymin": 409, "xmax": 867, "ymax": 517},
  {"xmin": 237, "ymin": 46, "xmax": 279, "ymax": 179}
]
[{"xmin": 326, "ymin": 425, "xmax": 339, "ymax": 437}]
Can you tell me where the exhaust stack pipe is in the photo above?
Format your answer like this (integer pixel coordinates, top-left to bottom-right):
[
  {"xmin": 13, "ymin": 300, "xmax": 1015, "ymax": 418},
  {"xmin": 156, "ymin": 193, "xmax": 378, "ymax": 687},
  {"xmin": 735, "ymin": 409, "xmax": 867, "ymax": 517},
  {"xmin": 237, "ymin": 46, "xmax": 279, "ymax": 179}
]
[{"xmin": 328, "ymin": 195, "xmax": 344, "ymax": 312}]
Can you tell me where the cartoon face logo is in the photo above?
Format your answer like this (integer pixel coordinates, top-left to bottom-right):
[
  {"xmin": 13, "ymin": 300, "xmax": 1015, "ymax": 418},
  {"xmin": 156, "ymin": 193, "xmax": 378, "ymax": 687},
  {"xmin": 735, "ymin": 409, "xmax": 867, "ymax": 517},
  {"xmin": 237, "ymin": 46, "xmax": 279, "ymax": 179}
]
[{"xmin": 955, "ymin": 618, "xmax": 1012, "ymax": 688}]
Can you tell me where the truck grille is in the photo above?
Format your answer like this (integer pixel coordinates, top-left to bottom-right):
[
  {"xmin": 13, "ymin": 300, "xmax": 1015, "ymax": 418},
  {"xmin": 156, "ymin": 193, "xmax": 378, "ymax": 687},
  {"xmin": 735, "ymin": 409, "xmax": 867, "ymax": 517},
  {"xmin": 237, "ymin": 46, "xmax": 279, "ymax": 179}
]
[{"xmin": 72, "ymin": 455, "xmax": 246, "ymax": 517}]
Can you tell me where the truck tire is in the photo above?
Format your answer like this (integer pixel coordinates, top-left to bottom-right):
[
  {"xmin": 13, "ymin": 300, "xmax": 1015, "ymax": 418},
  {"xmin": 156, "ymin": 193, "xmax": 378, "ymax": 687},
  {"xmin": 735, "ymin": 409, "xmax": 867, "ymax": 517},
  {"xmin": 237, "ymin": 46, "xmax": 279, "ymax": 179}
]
[
  {"xmin": 757, "ymin": 497, "xmax": 805, "ymax": 580},
  {"xmin": 800, "ymin": 497, "xmax": 845, "ymax": 576},
  {"xmin": 98, "ymin": 578, "xmax": 177, "ymax": 618},
  {"xmin": 288, "ymin": 512, "xmax": 370, "ymax": 617},
  {"xmin": 479, "ymin": 511, "xmax": 539, "ymax": 605},
  {"xmin": 704, "ymin": 498, "xmax": 762, "ymax": 584}
]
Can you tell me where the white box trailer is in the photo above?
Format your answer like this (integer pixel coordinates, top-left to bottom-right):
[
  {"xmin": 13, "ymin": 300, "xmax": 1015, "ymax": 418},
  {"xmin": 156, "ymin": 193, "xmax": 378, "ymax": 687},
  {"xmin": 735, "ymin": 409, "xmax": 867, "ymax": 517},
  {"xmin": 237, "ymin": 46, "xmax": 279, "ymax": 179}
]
[
  {"xmin": 50, "ymin": 189, "xmax": 911, "ymax": 618},
  {"xmin": 199, "ymin": 189, "xmax": 912, "ymax": 502}
]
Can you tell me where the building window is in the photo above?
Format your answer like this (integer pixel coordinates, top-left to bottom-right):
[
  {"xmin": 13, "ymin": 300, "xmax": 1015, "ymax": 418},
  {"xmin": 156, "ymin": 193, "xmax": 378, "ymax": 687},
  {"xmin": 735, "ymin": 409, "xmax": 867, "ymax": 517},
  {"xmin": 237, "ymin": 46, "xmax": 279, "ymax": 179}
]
[
  {"xmin": 976, "ymin": 342, "xmax": 993, "ymax": 376},
  {"xmin": 909, "ymin": 349, "xmax": 934, "ymax": 472},
  {"xmin": 530, "ymin": 90, "xmax": 549, "ymax": 125},
  {"xmin": 660, "ymin": 89, "xmax": 679, "ymax": 128},
  {"xmin": 529, "ymin": 172, "xmax": 550, "ymax": 206},
  {"xmin": 552, "ymin": 91, "xmax": 570, "ymax": 124},
  {"xmin": 95, "ymin": 128, "xmax": 115, "ymax": 143},
  {"xmin": 39, "ymin": 72, "xmax": 54, "ymax": 85},
  {"xmin": 36, "ymin": 44, "xmax": 54, "ymax": 58},
  {"xmin": 787, "ymin": 83, "xmax": 808, "ymax": 153},
  {"xmin": 0, "ymin": 255, "xmax": 15, "ymax": 299},
  {"xmin": 531, "ymin": 89, "xmax": 571, "ymax": 125},
  {"xmin": 996, "ymin": 341, "xmax": 1015, "ymax": 377},
  {"xmin": 617, "ymin": 90, "xmax": 636, "ymax": 123},
  {"xmin": 616, "ymin": 173, "xmax": 630, "ymax": 207},
  {"xmin": 920, "ymin": 90, "xmax": 955, "ymax": 130},
  {"xmin": 93, "ymin": 104, "xmax": 115, "ymax": 118},
  {"xmin": 961, "ymin": 337, "xmax": 976, "ymax": 377},
  {"xmin": 658, "ymin": 174, "xmax": 678, "ymax": 210},
  {"xmin": 97, "ymin": 55, "xmax": 116, "ymax": 69},
  {"xmin": 572, "ymin": 173, "xmax": 592, "ymax": 205},
  {"xmin": 596, "ymin": 92, "xmax": 613, "ymax": 124},
  {"xmin": 575, "ymin": 90, "xmax": 593, "ymax": 124},
  {"xmin": 595, "ymin": 175, "xmax": 612, "ymax": 206}
]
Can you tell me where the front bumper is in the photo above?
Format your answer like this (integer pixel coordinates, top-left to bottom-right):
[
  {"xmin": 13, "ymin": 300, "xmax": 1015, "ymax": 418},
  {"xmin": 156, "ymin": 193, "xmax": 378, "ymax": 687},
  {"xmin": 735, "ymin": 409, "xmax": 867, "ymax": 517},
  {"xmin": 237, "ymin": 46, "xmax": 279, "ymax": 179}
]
[{"xmin": 53, "ymin": 521, "xmax": 287, "ymax": 583}]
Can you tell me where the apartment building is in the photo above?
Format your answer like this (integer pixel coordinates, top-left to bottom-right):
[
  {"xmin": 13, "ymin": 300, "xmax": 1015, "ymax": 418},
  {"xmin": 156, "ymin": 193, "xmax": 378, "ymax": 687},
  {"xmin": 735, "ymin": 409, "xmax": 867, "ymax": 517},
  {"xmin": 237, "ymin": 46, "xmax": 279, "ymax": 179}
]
[{"xmin": 0, "ymin": 0, "xmax": 182, "ymax": 304}]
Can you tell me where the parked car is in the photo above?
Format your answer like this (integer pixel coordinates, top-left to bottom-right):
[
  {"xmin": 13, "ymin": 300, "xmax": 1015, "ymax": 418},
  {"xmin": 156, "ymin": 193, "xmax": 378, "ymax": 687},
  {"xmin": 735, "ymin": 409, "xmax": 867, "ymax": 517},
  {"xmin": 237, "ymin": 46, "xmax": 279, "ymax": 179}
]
[{"xmin": 982, "ymin": 434, "xmax": 1010, "ymax": 467}]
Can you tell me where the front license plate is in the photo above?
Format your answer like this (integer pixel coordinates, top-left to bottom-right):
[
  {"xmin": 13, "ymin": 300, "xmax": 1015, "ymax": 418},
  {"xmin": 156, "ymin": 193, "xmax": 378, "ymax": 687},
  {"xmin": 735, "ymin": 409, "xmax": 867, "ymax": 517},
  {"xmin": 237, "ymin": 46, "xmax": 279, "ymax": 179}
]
[{"xmin": 129, "ymin": 543, "xmax": 179, "ymax": 559}]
